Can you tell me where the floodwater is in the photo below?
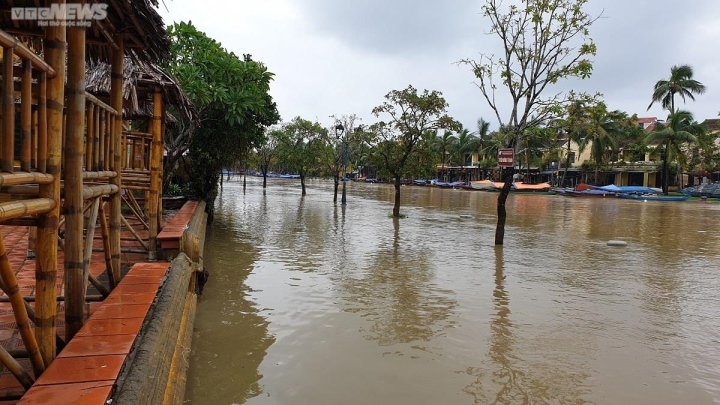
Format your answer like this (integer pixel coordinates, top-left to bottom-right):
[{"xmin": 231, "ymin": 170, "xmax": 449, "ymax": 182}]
[{"xmin": 184, "ymin": 178, "xmax": 720, "ymax": 405}]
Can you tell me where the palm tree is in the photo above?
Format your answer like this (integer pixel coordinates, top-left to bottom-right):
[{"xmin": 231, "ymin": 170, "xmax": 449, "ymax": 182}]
[
  {"xmin": 453, "ymin": 128, "xmax": 477, "ymax": 166},
  {"xmin": 645, "ymin": 110, "xmax": 704, "ymax": 195},
  {"xmin": 433, "ymin": 130, "xmax": 456, "ymax": 180},
  {"xmin": 577, "ymin": 107, "xmax": 625, "ymax": 184},
  {"xmin": 474, "ymin": 118, "xmax": 491, "ymax": 157},
  {"xmin": 648, "ymin": 65, "xmax": 706, "ymax": 114}
]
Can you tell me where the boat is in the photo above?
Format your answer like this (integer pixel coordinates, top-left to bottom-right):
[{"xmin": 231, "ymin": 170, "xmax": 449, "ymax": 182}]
[
  {"xmin": 513, "ymin": 182, "xmax": 551, "ymax": 192},
  {"xmin": 470, "ymin": 180, "xmax": 501, "ymax": 191},
  {"xmin": 681, "ymin": 183, "xmax": 720, "ymax": 198},
  {"xmin": 566, "ymin": 189, "xmax": 616, "ymax": 197},
  {"xmin": 618, "ymin": 194, "xmax": 689, "ymax": 202},
  {"xmin": 593, "ymin": 184, "xmax": 661, "ymax": 194},
  {"xmin": 437, "ymin": 181, "xmax": 466, "ymax": 189}
]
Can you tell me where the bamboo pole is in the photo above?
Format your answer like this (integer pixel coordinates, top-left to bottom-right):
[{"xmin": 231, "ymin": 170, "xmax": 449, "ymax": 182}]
[
  {"xmin": 121, "ymin": 214, "xmax": 149, "ymax": 251},
  {"xmin": 63, "ymin": 22, "xmax": 87, "ymax": 341},
  {"xmin": 83, "ymin": 197, "xmax": 100, "ymax": 292},
  {"xmin": 122, "ymin": 193, "xmax": 149, "ymax": 230},
  {"xmin": 147, "ymin": 89, "xmax": 163, "ymax": 261},
  {"xmin": 85, "ymin": 103, "xmax": 95, "ymax": 170},
  {"xmin": 0, "ymin": 198, "xmax": 55, "ymax": 221},
  {"xmin": 98, "ymin": 201, "xmax": 116, "ymax": 289},
  {"xmin": 38, "ymin": 71, "xmax": 48, "ymax": 173},
  {"xmin": 128, "ymin": 187, "xmax": 146, "ymax": 221},
  {"xmin": 32, "ymin": 108, "xmax": 38, "ymax": 169},
  {"xmin": 21, "ymin": 60, "xmax": 32, "ymax": 172},
  {"xmin": 35, "ymin": 12, "xmax": 65, "ymax": 367},
  {"xmin": 82, "ymin": 183, "xmax": 118, "ymax": 200},
  {"xmin": 159, "ymin": 102, "xmax": 166, "ymax": 231},
  {"xmin": 0, "ymin": 237, "xmax": 45, "ymax": 376},
  {"xmin": 0, "ymin": 172, "xmax": 54, "ymax": 186},
  {"xmin": 93, "ymin": 106, "xmax": 100, "ymax": 170},
  {"xmin": 0, "ymin": 344, "xmax": 34, "ymax": 390},
  {"xmin": 107, "ymin": 115, "xmax": 114, "ymax": 172},
  {"xmin": 109, "ymin": 36, "xmax": 124, "ymax": 284},
  {"xmin": 1, "ymin": 47, "xmax": 14, "ymax": 173},
  {"xmin": 88, "ymin": 273, "xmax": 110, "ymax": 297},
  {"xmin": 99, "ymin": 110, "xmax": 106, "ymax": 171}
]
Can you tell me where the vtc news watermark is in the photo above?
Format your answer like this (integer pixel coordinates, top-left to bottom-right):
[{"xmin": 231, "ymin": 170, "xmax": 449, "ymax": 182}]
[{"xmin": 11, "ymin": 4, "xmax": 108, "ymax": 27}]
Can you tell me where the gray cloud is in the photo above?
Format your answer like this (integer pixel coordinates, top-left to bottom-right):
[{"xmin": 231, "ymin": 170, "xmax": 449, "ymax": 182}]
[
  {"xmin": 295, "ymin": 0, "xmax": 481, "ymax": 57},
  {"xmin": 159, "ymin": 0, "xmax": 720, "ymax": 131}
]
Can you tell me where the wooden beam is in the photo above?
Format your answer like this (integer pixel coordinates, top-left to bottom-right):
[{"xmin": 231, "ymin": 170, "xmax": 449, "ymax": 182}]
[
  {"xmin": 21, "ymin": 61, "xmax": 32, "ymax": 172},
  {"xmin": 98, "ymin": 201, "xmax": 116, "ymax": 289},
  {"xmin": 63, "ymin": 20, "xmax": 87, "ymax": 341},
  {"xmin": 109, "ymin": 36, "xmax": 124, "ymax": 284},
  {"xmin": 0, "ymin": 30, "xmax": 56, "ymax": 78},
  {"xmin": 82, "ymin": 198, "xmax": 100, "ymax": 292},
  {"xmin": 35, "ymin": 5, "xmax": 65, "ymax": 367},
  {"xmin": 1, "ymin": 47, "xmax": 14, "ymax": 173},
  {"xmin": 148, "ymin": 88, "xmax": 164, "ymax": 261},
  {"xmin": 0, "ymin": 199, "xmax": 56, "ymax": 222},
  {"xmin": 0, "ymin": 237, "xmax": 45, "ymax": 377}
]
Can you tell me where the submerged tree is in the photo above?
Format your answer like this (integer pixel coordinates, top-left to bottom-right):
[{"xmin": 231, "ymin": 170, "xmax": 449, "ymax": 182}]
[
  {"xmin": 370, "ymin": 85, "xmax": 459, "ymax": 217},
  {"xmin": 460, "ymin": 0, "xmax": 599, "ymax": 244},
  {"xmin": 276, "ymin": 117, "xmax": 327, "ymax": 196}
]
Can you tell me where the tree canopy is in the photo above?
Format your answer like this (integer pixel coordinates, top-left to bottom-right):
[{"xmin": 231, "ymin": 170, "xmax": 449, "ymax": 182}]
[{"xmin": 164, "ymin": 21, "xmax": 280, "ymax": 219}]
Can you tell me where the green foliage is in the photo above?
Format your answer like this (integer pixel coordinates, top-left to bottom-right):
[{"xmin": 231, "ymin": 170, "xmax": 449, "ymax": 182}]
[
  {"xmin": 648, "ymin": 65, "xmax": 706, "ymax": 114},
  {"xmin": 164, "ymin": 22, "xmax": 280, "ymax": 220},
  {"xmin": 461, "ymin": 0, "xmax": 598, "ymax": 141},
  {"xmin": 370, "ymin": 85, "xmax": 460, "ymax": 217},
  {"xmin": 645, "ymin": 110, "xmax": 705, "ymax": 194},
  {"xmin": 275, "ymin": 117, "xmax": 328, "ymax": 194}
]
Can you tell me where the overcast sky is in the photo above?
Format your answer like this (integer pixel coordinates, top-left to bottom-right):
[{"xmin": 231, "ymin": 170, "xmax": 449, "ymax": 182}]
[{"xmin": 158, "ymin": 0, "xmax": 720, "ymax": 132}]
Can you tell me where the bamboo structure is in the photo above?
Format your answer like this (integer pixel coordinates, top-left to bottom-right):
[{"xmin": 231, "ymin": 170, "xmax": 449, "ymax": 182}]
[
  {"xmin": 35, "ymin": 15, "xmax": 65, "ymax": 368},
  {"xmin": 63, "ymin": 22, "xmax": 87, "ymax": 341},
  {"xmin": 0, "ymin": 0, "xmax": 198, "ymax": 399}
]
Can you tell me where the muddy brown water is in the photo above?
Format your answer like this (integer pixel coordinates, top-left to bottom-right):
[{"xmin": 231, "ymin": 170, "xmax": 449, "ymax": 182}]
[{"xmin": 184, "ymin": 178, "xmax": 720, "ymax": 405}]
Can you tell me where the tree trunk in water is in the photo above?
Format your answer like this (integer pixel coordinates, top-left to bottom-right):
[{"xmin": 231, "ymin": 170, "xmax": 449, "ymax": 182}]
[
  {"xmin": 392, "ymin": 177, "xmax": 402, "ymax": 217},
  {"xmin": 301, "ymin": 173, "xmax": 307, "ymax": 196},
  {"xmin": 494, "ymin": 167, "xmax": 513, "ymax": 245},
  {"xmin": 662, "ymin": 142, "xmax": 669, "ymax": 195},
  {"xmin": 219, "ymin": 172, "xmax": 223, "ymax": 191},
  {"xmin": 560, "ymin": 141, "xmax": 572, "ymax": 187},
  {"xmin": 263, "ymin": 173, "xmax": 267, "ymax": 189},
  {"xmin": 333, "ymin": 173, "xmax": 339, "ymax": 203},
  {"xmin": 243, "ymin": 172, "xmax": 247, "ymax": 192}
]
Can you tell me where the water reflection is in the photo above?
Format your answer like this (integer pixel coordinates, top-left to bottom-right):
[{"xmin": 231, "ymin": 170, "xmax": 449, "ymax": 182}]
[
  {"xmin": 185, "ymin": 206, "xmax": 275, "ymax": 403},
  {"xmin": 340, "ymin": 217, "xmax": 457, "ymax": 346},
  {"xmin": 187, "ymin": 180, "xmax": 720, "ymax": 404}
]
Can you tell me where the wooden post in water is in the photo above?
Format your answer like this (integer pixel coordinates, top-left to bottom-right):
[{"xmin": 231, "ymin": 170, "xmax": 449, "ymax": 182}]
[
  {"xmin": 110, "ymin": 36, "xmax": 124, "ymax": 283},
  {"xmin": 64, "ymin": 21, "xmax": 87, "ymax": 340},
  {"xmin": 36, "ymin": 8, "xmax": 65, "ymax": 367},
  {"xmin": 148, "ymin": 88, "xmax": 163, "ymax": 261}
]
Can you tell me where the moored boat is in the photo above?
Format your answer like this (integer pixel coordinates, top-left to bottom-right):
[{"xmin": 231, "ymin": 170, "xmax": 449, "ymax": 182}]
[
  {"xmin": 513, "ymin": 182, "xmax": 551, "ymax": 192},
  {"xmin": 618, "ymin": 194, "xmax": 689, "ymax": 202}
]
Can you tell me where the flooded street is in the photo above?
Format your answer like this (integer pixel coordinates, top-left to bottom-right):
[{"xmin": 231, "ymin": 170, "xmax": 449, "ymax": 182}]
[{"xmin": 184, "ymin": 178, "xmax": 720, "ymax": 405}]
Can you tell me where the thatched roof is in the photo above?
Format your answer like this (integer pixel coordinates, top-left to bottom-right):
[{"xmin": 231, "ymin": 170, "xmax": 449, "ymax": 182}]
[
  {"xmin": 86, "ymin": 57, "xmax": 198, "ymax": 124},
  {"xmin": 0, "ymin": 0, "xmax": 170, "ymax": 64}
]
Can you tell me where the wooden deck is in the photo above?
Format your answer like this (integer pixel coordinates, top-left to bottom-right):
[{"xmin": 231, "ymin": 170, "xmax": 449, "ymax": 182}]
[{"xmin": 0, "ymin": 203, "xmax": 198, "ymax": 403}]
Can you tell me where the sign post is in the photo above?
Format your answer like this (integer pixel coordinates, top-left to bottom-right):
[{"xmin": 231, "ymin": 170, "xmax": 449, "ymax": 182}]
[{"xmin": 498, "ymin": 148, "xmax": 514, "ymax": 168}]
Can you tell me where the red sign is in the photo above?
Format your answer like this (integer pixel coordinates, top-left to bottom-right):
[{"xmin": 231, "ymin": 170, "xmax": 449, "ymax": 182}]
[{"xmin": 498, "ymin": 148, "xmax": 514, "ymax": 167}]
